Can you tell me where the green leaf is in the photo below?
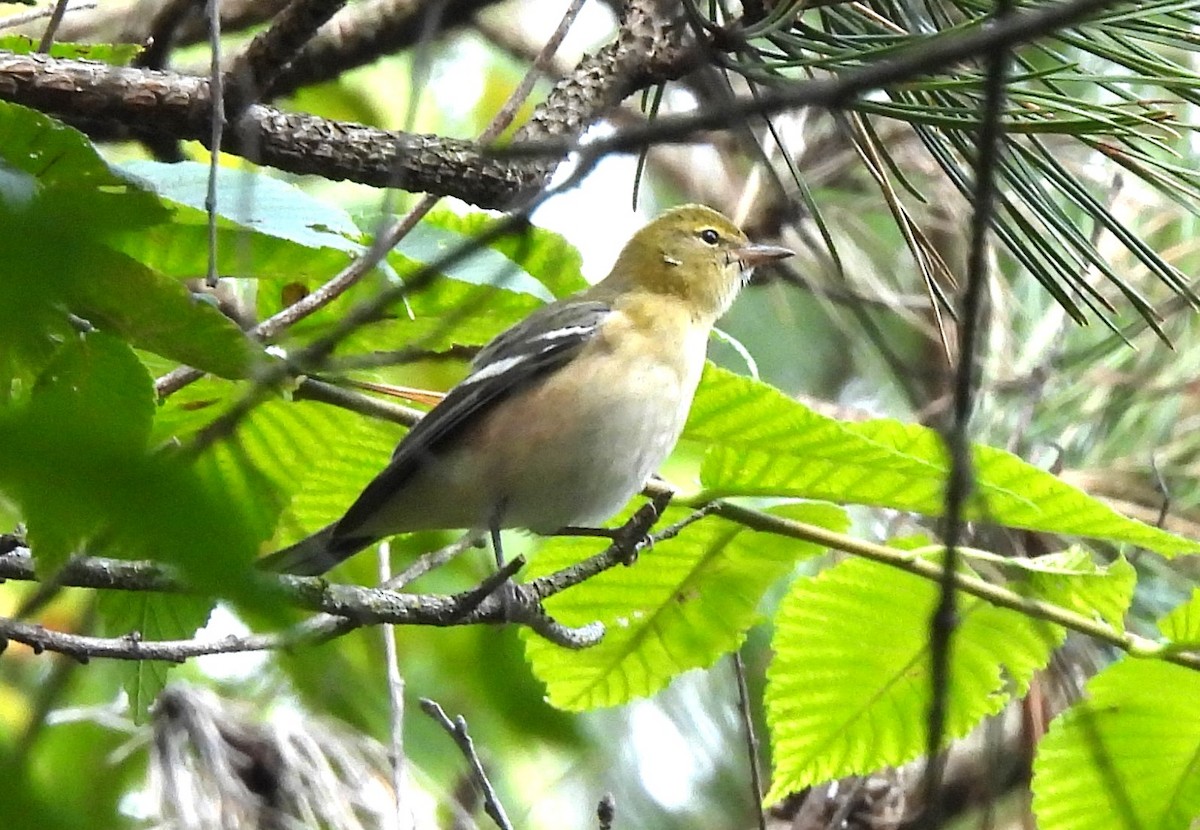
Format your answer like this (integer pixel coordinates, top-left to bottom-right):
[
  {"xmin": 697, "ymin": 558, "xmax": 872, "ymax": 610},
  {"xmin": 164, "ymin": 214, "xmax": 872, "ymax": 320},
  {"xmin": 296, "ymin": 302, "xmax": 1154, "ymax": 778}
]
[
  {"xmin": 0, "ymin": 35, "xmax": 141, "ymax": 64},
  {"xmin": 69, "ymin": 244, "xmax": 257, "ymax": 379},
  {"xmin": 0, "ymin": 102, "xmax": 167, "ymax": 235},
  {"xmin": 524, "ymin": 502, "xmax": 846, "ymax": 711},
  {"xmin": 113, "ymin": 161, "xmax": 371, "ymax": 289},
  {"xmin": 0, "ymin": 103, "xmax": 257, "ymax": 380},
  {"xmin": 121, "ymin": 160, "xmax": 366, "ymax": 255},
  {"xmin": 688, "ymin": 365, "xmax": 1200, "ymax": 557},
  {"xmin": 959, "ymin": 547, "xmax": 1137, "ymax": 632},
  {"xmin": 28, "ymin": 331, "xmax": 155, "ymax": 453},
  {"xmin": 1158, "ymin": 589, "xmax": 1200, "ymax": 645},
  {"xmin": 764, "ymin": 556, "xmax": 1062, "ymax": 800},
  {"xmin": 96, "ymin": 592, "xmax": 215, "ymax": 722},
  {"xmin": 7, "ymin": 332, "xmax": 152, "ymax": 568},
  {"xmin": 275, "ymin": 405, "xmax": 406, "ymax": 545},
  {"xmin": 0, "ymin": 333, "xmax": 264, "ymax": 594},
  {"xmin": 409, "ymin": 209, "xmax": 587, "ymax": 301},
  {"xmin": 1032, "ymin": 660, "xmax": 1200, "ymax": 830}
]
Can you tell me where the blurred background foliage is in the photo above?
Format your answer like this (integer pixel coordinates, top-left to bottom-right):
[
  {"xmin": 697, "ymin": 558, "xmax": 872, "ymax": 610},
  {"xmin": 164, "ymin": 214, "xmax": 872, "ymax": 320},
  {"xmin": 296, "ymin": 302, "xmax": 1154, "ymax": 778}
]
[{"xmin": 1, "ymin": 0, "xmax": 1200, "ymax": 827}]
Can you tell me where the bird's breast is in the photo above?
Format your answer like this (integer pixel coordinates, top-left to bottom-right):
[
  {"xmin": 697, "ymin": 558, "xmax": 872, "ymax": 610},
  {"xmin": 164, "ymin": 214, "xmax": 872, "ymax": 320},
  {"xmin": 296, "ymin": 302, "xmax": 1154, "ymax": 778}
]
[{"xmin": 480, "ymin": 310, "xmax": 707, "ymax": 532}]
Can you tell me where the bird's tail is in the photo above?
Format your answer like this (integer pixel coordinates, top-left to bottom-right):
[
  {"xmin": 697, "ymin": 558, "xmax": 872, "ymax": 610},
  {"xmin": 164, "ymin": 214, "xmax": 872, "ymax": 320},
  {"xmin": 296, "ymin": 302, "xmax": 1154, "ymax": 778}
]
[{"xmin": 257, "ymin": 523, "xmax": 374, "ymax": 575}]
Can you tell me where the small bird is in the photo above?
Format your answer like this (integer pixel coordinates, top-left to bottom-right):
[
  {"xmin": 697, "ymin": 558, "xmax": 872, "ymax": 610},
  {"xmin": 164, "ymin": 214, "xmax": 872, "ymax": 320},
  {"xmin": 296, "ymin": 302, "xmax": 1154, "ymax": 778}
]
[{"xmin": 260, "ymin": 205, "xmax": 792, "ymax": 576}]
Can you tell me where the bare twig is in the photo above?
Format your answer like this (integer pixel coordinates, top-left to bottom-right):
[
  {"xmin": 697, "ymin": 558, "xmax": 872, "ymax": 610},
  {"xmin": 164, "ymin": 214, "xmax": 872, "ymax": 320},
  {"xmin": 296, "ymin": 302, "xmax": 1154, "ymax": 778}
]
[
  {"xmin": 499, "ymin": 0, "xmax": 1119, "ymax": 160},
  {"xmin": 204, "ymin": 0, "xmax": 224, "ymax": 288},
  {"xmin": 266, "ymin": 0, "xmax": 504, "ymax": 99},
  {"xmin": 479, "ymin": 0, "xmax": 587, "ymax": 144},
  {"xmin": 0, "ymin": 0, "xmax": 1114, "ymax": 205},
  {"xmin": 292, "ymin": 377, "xmax": 425, "ymax": 427},
  {"xmin": 0, "ymin": 2, "xmax": 96, "ymax": 32},
  {"xmin": 923, "ymin": 0, "xmax": 1014, "ymax": 813},
  {"xmin": 1, "ymin": 490, "xmax": 1197, "ymax": 670},
  {"xmin": 378, "ymin": 542, "xmax": 411, "ymax": 830},
  {"xmin": 419, "ymin": 698, "xmax": 513, "ymax": 830},
  {"xmin": 733, "ymin": 651, "xmax": 767, "ymax": 830},
  {"xmin": 35, "ymin": 0, "xmax": 71, "ymax": 51}
]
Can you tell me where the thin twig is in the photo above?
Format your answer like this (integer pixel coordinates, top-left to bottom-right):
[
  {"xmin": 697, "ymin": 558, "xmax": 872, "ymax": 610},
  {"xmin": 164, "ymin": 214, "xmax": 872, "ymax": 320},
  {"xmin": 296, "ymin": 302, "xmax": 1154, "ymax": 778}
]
[
  {"xmin": 204, "ymin": 0, "xmax": 224, "ymax": 288},
  {"xmin": 0, "ymin": 1, "xmax": 95, "ymax": 31},
  {"xmin": 733, "ymin": 651, "xmax": 767, "ymax": 830},
  {"xmin": 35, "ymin": 0, "xmax": 71, "ymax": 51},
  {"xmin": 378, "ymin": 542, "xmax": 410, "ymax": 830},
  {"xmin": 499, "ymin": 0, "xmax": 1118, "ymax": 161},
  {"xmin": 2, "ymin": 492, "xmax": 1198, "ymax": 668},
  {"xmin": 390, "ymin": 533, "xmax": 479, "ymax": 587},
  {"xmin": 419, "ymin": 698, "xmax": 514, "ymax": 830},
  {"xmin": 293, "ymin": 377, "xmax": 425, "ymax": 427},
  {"xmin": 0, "ymin": 0, "xmax": 1114, "ymax": 209},
  {"xmin": 477, "ymin": 0, "xmax": 587, "ymax": 144},
  {"xmin": 923, "ymin": 0, "xmax": 1014, "ymax": 814}
]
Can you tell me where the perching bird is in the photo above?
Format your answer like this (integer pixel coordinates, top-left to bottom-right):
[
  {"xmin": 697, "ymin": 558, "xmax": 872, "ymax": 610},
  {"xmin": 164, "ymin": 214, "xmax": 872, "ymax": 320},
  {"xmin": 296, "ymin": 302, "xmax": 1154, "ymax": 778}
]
[{"xmin": 260, "ymin": 205, "xmax": 792, "ymax": 576}]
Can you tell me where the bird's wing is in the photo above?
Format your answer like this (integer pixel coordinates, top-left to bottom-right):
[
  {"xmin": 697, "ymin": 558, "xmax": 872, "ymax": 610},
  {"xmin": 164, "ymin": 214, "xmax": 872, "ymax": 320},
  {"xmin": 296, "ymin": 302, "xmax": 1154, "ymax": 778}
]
[{"xmin": 332, "ymin": 300, "xmax": 612, "ymax": 540}]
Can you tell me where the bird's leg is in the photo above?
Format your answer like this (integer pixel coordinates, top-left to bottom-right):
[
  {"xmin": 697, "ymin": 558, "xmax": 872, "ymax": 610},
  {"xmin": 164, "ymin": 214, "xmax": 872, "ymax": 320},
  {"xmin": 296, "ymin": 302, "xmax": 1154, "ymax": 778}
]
[
  {"xmin": 489, "ymin": 508, "xmax": 522, "ymax": 623},
  {"xmin": 490, "ymin": 521, "xmax": 506, "ymax": 570},
  {"xmin": 557, "ymin": 490, "xmax": 673, "ymax": 566}
]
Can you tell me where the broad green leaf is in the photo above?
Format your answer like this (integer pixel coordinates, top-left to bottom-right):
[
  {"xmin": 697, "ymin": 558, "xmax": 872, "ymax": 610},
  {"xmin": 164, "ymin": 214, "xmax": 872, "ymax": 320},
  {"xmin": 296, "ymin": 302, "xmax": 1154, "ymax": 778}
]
[
  {"xmin": 267, "ymin": 401, "xmax": 407, "ymax": 549},
  {"xmin": 1158, "ymin": 589, "xmax": 1200, "ymax": 645},
  {"xmin": 405, "ymin": 209, "xmax": 587, "ymax": 301},
  {"xmin": 524, "ymin": 502, "xmax": 846, "ymax": 711},
  {"xmin": 764, "ymin": 557, "xmax": 1063, "ymax": 800},
  {"xmin": 121, "ymin": 160, "xmax": 365, "ymax": 254},
  {"xmin": 688, "ymin": 365, "xmax": 1200, "ymax": 557},
  {"xmin": 113, "ymin": 161, "xmax": 370, "ymax": 286},
  {"xmin": 8, "ymin": 333, "xmax": 152, "ymax": 568},
  {"xmin": 0, "ymin": 332, "xmax": 264, "ymax": 594},
  {"xmin": 69, "ymin": 243, "xmax": 257, "ymax": 379},
  {"xmin": 0, "ymin": 103, "xmax": 257, "ymax": 380},
  {"xmin": 96, "ymin": 592, "xmax": 214, "ymax": 722},
  {"xmin": 958, "ymin": 547, "xmax": 1136, "ymax": 632},
  {"xmin": 27, "ymin": 331, "xmax": 154, "ymax": 454},
  {"xmin": 398, "ymin": 222, "xmax": 555, "ymax": 302},
  {"xmin": 0, "ymin": 35, "xmax": 141, "ymax": 64},
  {"xmin": 148, "ymin": 381, "xmax": 405, "ymax": 573},
  {"xmin": 0, "ymin": 102, "xmax": 167, "ymax": 235},
  {"xmin": 1032, "ymin": 660, "xmax": 1200, "ymax": 830}
]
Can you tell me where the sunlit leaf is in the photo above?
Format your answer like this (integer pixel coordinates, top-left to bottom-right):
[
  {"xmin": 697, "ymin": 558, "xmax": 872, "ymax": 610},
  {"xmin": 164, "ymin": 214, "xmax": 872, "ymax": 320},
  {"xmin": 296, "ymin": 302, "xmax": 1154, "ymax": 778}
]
[
  {"xmin": 525, "ymin": 502, "xmax": 846, "ymax": 710},
  {"xmin": 688, "ymin": 365, "xmax": 1200, "ymax": 556},
  {"xmin": 1032, "ymin": 659, "xmax": 1200, "ymax": 830},
  {"xmin": 765, "ymin": 556, "xmax": 1062, "ymax": 799}
]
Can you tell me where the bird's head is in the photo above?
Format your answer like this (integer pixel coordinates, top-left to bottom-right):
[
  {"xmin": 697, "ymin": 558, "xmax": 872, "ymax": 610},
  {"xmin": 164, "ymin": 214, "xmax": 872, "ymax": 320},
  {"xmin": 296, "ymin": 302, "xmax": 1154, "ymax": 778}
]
[{"xmin": 605, "ymin": 204, "xmax": 793, "ymax": 320}]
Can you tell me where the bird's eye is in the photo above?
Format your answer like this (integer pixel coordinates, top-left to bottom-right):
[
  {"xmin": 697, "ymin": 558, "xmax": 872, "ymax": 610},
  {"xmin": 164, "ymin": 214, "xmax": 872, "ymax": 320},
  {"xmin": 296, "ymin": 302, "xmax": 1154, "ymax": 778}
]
[{"xmin": 699, "ymin": 228, "xmax": 720, "ymax": 245}]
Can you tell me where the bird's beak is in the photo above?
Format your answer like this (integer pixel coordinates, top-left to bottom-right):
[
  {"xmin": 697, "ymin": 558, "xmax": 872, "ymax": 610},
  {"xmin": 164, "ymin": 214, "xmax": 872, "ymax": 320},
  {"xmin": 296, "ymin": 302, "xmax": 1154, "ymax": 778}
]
[{"xmin": 733, "ymin": 243, "xmax": 794, "ymax": 269}]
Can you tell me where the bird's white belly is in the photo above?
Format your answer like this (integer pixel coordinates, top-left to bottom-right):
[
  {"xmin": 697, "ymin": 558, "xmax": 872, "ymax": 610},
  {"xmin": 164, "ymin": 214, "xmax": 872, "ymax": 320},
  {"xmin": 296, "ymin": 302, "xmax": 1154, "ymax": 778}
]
[
  {"xmin": 363, "ymin": 312, "xmax": 707, "ymax": 536},
  {"xmin": 504, "ymin": 376, "xmax": 686, "ymax": 530},
  {"xmin": 493, "ymin": 354, "xmax": 691, "ymax": 531}
]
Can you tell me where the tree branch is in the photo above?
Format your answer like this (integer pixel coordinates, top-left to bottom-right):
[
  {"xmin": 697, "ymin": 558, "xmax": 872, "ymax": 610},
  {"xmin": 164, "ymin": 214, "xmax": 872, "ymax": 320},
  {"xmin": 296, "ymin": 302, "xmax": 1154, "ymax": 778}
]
[
  {"xmin": 0, "ymin": 51, "xmax": 527, "ymax": 206},
  {"xmin": 222, "ymin": 0, "xmax": 348, "ymax": 117},
  {"xmin": 6, "ymin": 478, "xmax": 1189, "ymax": 673}
]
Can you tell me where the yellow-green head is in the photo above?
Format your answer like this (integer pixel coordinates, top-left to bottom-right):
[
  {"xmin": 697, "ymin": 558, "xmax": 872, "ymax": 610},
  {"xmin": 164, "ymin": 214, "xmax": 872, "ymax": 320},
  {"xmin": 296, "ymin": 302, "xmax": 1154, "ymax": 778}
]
[{"xmin": 601, "ymin": 204, "xmax": 793, "ymax": 320}]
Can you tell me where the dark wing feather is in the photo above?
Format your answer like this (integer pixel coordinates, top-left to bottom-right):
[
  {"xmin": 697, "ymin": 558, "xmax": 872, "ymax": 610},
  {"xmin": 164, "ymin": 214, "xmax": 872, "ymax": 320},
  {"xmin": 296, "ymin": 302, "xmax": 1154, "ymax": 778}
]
[{"xmin": 332, "ymin": 300, "xmax": 611, "ymax": 541}]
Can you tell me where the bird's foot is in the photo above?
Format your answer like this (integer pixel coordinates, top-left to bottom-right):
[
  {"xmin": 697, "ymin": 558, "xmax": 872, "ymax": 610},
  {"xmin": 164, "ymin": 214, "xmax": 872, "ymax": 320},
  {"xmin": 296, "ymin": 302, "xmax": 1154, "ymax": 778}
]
[{"xmin": 556, "ymin": 491, "xmax": 673, "ymax": 566}]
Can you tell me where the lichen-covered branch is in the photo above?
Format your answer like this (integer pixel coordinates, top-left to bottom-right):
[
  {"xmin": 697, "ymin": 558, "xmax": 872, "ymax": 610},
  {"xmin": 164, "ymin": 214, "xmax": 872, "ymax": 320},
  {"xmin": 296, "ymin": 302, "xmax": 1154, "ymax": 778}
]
[{"xmin": 0, "ymin": 51, "xmax": 526, "ymax": 206}]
